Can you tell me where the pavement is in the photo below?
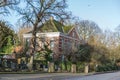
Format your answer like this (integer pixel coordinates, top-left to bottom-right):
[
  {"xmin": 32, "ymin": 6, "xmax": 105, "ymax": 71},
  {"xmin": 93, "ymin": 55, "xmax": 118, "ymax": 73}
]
[
  {"xmin": 0, "ymin": 71, "xmax": 119, "ymax": 80},
  {"xmin": 0, "ymin": 72, "xmax": 92, "ymax": 80}
]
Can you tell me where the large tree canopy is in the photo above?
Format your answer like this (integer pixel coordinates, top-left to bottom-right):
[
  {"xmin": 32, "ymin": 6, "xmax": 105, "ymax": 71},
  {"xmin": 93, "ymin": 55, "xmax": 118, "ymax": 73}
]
[{"xmin": 17, "ymin": 0, "xmax": 70, "ymax": 25}]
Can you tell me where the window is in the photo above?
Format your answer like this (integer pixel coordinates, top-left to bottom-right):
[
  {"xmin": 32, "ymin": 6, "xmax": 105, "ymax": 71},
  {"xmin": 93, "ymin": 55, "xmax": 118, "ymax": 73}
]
[
  {"xmin": 50, "ymin": 41, "xmax": 54, "ymax": 49},
  {"xmin": 61, "ymin": 38, "xmax": 64, "ymax": 49},
  {"xmin": 26, "ymin": 38, "xmax": 30, "ymax": 46},
  {"xmin": 50, "ymin": 38, "xmax": 54, "ymax": 50},
  {"xmin": 72, "ymin": 32, "xmax": 75, "ymax": 37},
  {"xmin": 41, "ymin": 42, "xmax": 45, "ymax": 49}
]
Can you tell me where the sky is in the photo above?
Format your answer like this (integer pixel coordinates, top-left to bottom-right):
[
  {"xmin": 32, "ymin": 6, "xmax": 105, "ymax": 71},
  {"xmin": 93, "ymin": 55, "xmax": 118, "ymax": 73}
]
[
  {"xmin": 2, "ymin": 0, "xmax": 120, "ymax": 31},
  {"xmin": 67, "ymin": 0, "xmax": 120, "ymax": 31}
]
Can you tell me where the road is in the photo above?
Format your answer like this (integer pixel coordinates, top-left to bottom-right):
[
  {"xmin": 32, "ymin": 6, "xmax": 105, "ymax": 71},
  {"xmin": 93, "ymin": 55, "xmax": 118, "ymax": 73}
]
[
  {"xmin": 68, "ymin": 72, "xmax": 120, "ymax": 80},
  {"xmin": 0, "ymin": 72, "xmax": 120, "ymax": 80}
]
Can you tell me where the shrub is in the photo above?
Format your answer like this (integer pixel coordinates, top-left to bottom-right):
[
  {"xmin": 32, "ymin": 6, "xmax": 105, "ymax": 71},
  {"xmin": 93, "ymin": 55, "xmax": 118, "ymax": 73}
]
[
  {"xmin": 96, "ymin": 63, "xmax": 119, "ymax": 72},
  {"xmin": 76, "ymin": 62, "xmax": 84, "ymax": 72}
]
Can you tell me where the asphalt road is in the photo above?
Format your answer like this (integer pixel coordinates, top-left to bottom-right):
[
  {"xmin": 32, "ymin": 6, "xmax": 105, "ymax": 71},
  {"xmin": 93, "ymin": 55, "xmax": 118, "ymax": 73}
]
[
  {"xmin": 68, "ymin": 72, "xmax": 120, "ymax": 80},
  {"xmin": 0, "ymin": 72, "xmax": 120, "ymax": 80}
]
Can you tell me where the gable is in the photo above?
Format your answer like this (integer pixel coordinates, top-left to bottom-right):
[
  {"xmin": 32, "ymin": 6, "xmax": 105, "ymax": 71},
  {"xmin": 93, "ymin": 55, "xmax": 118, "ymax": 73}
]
[
  {"xmin": 37, "ymin": 19, "xmax": 64, "ymax": 33},
  {"xmin": 68, "ymin": 27, "xmax": 80, "ymax": 40},
  {"xmin": 63, "ymin": 26, "xmax": 73, "ymax": 33}
]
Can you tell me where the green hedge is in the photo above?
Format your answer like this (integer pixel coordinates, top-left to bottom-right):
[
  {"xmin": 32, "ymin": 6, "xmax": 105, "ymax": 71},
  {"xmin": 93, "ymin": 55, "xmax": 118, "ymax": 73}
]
[
  {"xmin": 76, "ymin": 62, "xmax": 84, "ymax": 72},
  {"xmin": 96, "ymin": 63, "xmax": 119, "ymax": 72}
]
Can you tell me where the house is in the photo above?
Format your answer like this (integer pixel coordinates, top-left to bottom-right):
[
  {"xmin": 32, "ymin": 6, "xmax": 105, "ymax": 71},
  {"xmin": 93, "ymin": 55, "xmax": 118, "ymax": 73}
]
[{"xmin": 23, "ymin": 18, "xmax": 83, "ymax": 61}]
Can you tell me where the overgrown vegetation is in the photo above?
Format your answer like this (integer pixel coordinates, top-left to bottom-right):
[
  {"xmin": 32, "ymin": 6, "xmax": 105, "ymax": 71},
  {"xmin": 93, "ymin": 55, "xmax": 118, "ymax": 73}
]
[{"xmin": 0, "ymin": 21, "xmax": 17, "ymax": 54}]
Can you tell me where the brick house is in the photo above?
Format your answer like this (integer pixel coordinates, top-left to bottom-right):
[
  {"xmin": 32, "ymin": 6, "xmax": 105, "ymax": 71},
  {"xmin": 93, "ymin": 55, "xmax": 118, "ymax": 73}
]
[{"xmin": 23, "ymin": 19, "xmax": 83, "ymax": 61}]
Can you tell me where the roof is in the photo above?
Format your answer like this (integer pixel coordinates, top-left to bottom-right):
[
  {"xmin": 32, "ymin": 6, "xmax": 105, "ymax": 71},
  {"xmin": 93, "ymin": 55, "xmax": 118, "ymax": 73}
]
[
  {"xmin": 26, "ymin": 19, "xmax": 77, "ymax": 35},
  {"xmin": 63, "ymin": 25, "xmax": 73, "ymax": 33},
  {"xmin": 68, "ymin": 26, "xmax": 83, "ymax": 41},
  {"xmin": 37, "ymin": 19, "xmax": 64, "ymax": 33}
]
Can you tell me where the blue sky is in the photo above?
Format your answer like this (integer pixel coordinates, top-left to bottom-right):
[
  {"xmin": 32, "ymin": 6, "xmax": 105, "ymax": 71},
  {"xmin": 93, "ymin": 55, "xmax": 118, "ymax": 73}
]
[
  {"xmin": 1, "ymin": 0, "xmax": 120, "ymax": 31},
  {"xmin": 67, "ymin": 0, "xmax": 120, "ymax": 31}
]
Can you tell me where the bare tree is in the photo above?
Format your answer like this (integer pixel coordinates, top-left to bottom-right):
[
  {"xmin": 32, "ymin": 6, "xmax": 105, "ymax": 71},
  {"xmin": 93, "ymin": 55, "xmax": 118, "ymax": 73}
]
[
  {"xmin": 76, "ymin": 20, "xmax": 101, "ymax": 41},
  {"xmin": 16, "ymin": 0, "xmax": 70, "ymax": 70},
  {"xmin": 0, "ymin": 0, "xmax": 19, "ymax": 15},
  {"xmin": 17, "ymin": 26, "xmax": 32, "ymax": 45},
  {"xmin": 115, "ymin": 25, "xmax": 120, "ymax": 45}
]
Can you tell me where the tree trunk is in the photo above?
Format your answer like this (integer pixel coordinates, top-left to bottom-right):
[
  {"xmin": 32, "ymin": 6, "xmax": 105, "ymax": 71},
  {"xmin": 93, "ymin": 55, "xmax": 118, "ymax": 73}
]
[{"xmin": 28, "ymin": 23, "xmax": 37, "ymax": 71}]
